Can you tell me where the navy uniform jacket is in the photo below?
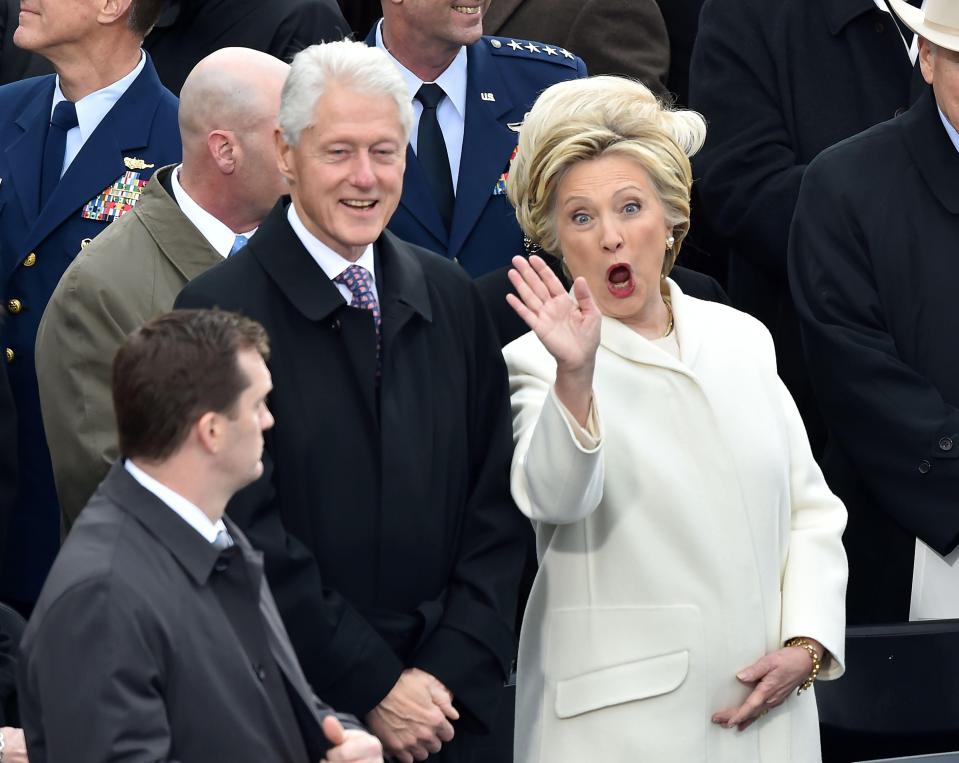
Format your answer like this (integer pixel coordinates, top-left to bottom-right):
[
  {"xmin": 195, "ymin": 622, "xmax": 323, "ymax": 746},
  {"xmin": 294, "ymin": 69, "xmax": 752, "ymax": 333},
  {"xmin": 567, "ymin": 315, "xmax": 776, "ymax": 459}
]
[
  {"xmin": 365, "ymin": 26, "xmax": 587, "ymax": 277},
  {"xmin": 0, "ymin": 54, "xmax": 180, "ymax": 603}
]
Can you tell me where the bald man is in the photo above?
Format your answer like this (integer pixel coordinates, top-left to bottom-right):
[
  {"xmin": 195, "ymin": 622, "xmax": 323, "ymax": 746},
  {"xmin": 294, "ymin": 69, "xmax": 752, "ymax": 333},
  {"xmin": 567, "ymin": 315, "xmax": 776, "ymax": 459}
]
[{"xmin": 35, "ymin": 47, "xmax": 291, "ymax": 534}]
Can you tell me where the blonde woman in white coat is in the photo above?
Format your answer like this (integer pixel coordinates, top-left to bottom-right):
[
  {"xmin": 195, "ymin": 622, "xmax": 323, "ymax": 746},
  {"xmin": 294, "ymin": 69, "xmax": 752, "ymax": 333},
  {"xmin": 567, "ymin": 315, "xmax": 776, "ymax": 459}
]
[{"xmin": 503, "ymin": 76, "xmax": 848, "ymax": 763}]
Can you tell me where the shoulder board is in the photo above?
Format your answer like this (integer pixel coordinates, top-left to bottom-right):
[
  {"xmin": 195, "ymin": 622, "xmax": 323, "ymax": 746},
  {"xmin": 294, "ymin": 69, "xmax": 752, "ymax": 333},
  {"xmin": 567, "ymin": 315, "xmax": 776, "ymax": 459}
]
[{"xmin": 483, "ymin": 36, "xmax": 581, "ymax": 69}]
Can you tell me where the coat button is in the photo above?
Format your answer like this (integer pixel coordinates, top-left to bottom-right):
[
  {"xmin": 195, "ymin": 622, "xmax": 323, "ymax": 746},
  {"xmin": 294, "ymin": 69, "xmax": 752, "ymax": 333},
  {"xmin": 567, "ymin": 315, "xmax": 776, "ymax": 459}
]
[
  {"xmin": 23, "ymin": 252, "xmax": 36, "ymax": 267},
  {"xmin": 80, "ymin": 238, "xmax": 93, "ymax": 249},
  {"xmin": 4, "ymin": 348, "xmax": 13, "ymax": 363},
  {"xmin": 894, "ymin": 107, "xmax": 906, "ymax": 117},
  {"xmin": 919, "ymin": 460, "xmax": 932, "ymax": 474},
  {"xmin": 6, "ymin": 298, "xmax": 22, "ymax": 314},
  {"xmin": 214, "ymin": 558, "xmax": 229, "ymax": 573},
  {"xmin": 254, "ymin": 664, "xmax": 266, "ymax": 681},
  {"xmin": 940, "ymin": 437, "xmax": 954, "ymax": 452}
]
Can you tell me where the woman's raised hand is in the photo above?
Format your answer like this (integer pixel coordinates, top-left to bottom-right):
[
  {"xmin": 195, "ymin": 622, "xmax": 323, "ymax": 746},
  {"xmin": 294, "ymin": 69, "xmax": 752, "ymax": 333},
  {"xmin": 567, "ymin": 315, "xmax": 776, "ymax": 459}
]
[{"xmin": 506, "ymin": 255, "xmax": 601, "ymax": 372}]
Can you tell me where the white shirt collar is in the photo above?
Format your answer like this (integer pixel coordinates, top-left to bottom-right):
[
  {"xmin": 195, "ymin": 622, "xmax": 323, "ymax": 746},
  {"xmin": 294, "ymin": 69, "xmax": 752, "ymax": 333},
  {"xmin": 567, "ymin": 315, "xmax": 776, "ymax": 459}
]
[
  {"xmin": 375, "ymin": 19, "xmax": 468, "ymax": 121},
  {"xmin": 286, "ymin": 203, "xmax": 378, "ymax": 302},
  {"xmin": 124, "ymin": 459, "xmax": 227, "ymax": 544},
  {"xmin": 938, "ymin": 106, "xmax": 959, "ymax": 155},
  {"xmin": 51, "ymin": 50, "xmax": 146, "ymax": 145},
  {"xmin": 170, "ymin": 164, "xmax": 256, "ymax": 258}
]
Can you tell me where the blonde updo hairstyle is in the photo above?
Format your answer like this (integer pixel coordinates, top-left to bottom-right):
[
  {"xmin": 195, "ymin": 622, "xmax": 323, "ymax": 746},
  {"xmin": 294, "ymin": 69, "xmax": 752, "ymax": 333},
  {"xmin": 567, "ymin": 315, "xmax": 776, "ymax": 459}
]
[{"xmin": 507, "ymin": 76, "xmax": 706, "ymax": 277}]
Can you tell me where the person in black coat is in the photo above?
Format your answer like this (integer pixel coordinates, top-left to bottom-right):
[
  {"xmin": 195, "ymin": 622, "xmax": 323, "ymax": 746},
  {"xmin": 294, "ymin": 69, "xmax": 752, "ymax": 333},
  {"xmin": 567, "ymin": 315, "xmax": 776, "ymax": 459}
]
[
  {"xmin": 789, "ymin": 2, "xmax": 959, "ymax": 627},
  {"xmin": 143, "ymin": 0, "xmax": 349, "ymax": 95},
  {"xmin": 689, "ymin": 0, "xmax": 926, "ymax": 454},
  {"xmin": 176, "ymin": 41, "xmax": 526, "ymax": 763}
]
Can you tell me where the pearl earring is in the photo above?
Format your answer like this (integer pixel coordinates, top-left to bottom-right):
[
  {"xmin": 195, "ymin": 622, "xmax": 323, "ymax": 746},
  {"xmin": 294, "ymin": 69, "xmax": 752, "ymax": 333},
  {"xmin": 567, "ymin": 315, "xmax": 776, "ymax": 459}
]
[{"xmin": 666, "ymin": 235, "xmax": 675, "ymax": 249}]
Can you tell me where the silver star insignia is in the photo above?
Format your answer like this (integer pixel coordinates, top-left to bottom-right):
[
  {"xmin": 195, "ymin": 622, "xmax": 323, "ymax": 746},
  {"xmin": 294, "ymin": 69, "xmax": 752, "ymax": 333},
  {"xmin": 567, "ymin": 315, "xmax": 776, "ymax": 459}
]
[
  {"xmin": 507, "ymin": 39, "xmax": 523, "ymax": 51},
  {"xmin": 525, "ymin": 42, "xmax": 540, "ymax": 53},
  {"xmin": 543, "ymin": 45, "xmax": 557, "ymax": 56},
  {"xmin": 561, "ymin": 48, "xmax": 574, "ymax": 59}
]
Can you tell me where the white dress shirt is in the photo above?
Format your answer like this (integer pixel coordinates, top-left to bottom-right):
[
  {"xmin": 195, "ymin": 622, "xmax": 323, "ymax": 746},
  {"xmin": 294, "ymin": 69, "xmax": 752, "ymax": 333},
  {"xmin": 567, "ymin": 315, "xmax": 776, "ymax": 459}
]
[
  {"xmin": 170, "ymin": 165, "xmax": 257, "ymax": 258},
  {"xmin": 287, "ymin": 204, "xmax": 378, "ymax": 304},
  {"xmin": 124, "ymin": 459, "xmax": 227, "ymax": 544},
  {"xmin": 909, "ymin": 106, "xmax": 959, "ymax": 621},
  {"xmin": 50, "ymin": 51, "xmax": 146, "ymax": 179},
  {"xmin": 375, "ymin": 19, "xmax": 468, "ymax": 192}
]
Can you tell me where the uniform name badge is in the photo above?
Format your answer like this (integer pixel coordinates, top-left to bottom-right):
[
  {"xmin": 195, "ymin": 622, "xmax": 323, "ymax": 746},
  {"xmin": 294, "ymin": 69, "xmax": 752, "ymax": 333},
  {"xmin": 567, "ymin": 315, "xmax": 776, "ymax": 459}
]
[
  {"xmin": 81, "ymin": 170, "xmax": 147, "ymax": 222},
  {"xmin": 493, "ymin": 145, "xmax": 520, "ymax": 196}
]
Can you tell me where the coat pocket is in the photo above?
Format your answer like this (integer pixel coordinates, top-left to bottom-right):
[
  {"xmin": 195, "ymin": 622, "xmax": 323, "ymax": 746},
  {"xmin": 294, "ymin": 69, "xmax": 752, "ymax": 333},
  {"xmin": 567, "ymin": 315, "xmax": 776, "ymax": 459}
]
[{"xmin": 555, "ymin": 649, "xmax": 688, "ymax": 718}]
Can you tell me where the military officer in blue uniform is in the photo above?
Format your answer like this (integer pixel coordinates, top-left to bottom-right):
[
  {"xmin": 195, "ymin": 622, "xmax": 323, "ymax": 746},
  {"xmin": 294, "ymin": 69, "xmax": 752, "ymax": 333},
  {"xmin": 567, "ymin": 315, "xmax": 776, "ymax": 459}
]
[
  {"xmin": 0, "ymin": 0, "xmax": 180, "ymax": 610},
  {"xmin": 366, "ymin": 1, "xmax": 586, "ymax": 277}
]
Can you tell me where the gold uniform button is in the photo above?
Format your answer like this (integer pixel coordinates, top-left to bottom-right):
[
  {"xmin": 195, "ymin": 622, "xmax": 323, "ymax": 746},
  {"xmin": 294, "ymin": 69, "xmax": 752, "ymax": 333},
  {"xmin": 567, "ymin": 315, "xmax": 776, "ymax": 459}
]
[
  {"xmin": 7, "ymin": 298, "xmax": 22, "ymax": 315},
  {"xmin": 4, "ymin": 348, "xmax": 13, "ymax": 363},
  {"xmin": 23, "ymin": 252, "xmax": 37, "ymax": 267}
]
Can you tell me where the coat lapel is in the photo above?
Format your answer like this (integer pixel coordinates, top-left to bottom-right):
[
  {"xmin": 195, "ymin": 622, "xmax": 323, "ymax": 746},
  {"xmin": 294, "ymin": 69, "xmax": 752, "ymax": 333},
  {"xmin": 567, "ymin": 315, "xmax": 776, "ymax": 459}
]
[
  {"xmin": 448, "ymin": 42, "xmax": 517, "ymax": 259},
  {"xmin": 597, "ymin": 279, "xmax": 703, "ymax": 379},
  {"xmin": 135, "ymin": 166, "xmax": 222, "ymax": 281},
  {"xmin": 5, "ymin": 78, "xmax": 55, "ymax": 225},
  {"xmin": 902, "ymin": 88, "xmax": 959, "ymax": 215},
  {"xmin": 22, "ymin": 56, "xmax": 167, "ymax": 255}
]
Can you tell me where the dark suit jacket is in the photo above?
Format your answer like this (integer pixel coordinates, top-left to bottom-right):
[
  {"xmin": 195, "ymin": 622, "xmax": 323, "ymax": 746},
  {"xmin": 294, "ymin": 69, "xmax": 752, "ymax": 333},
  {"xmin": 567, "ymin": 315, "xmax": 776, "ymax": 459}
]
[
  {"xmin": 18, "ymin": 462, "xmax": 361, "ymax": 762},
  {"xmin": 144, "ymin": 0, "xmax": 350, "ymax": 95},
  {"xmin": 175, "ymin": 201, "xmax": 526, "ymax": 737},
  {"xmin": 483, "ymin": 0, "xmax": 669, "ymax": 97},
  {"xmin": 0, "ymin": 55, "xmax": 180, "ymax": 603},
  {"xmin": 789, "ymin": 89, "xmax": 959, "ymax": 625},
  {"xmin": 478, "ymin": 257, "xmax": 729, "ymax": 347},
  {"xmin": 0, "ymin": 0, "xmax": 53, "ymax": 86},
  {"xmin": 689, "ymin": 0, "xmax": 924, "ymax": 453},
  {"xmin": 365, "ymin": 24, "xmax": 586, "ymax": 277}
]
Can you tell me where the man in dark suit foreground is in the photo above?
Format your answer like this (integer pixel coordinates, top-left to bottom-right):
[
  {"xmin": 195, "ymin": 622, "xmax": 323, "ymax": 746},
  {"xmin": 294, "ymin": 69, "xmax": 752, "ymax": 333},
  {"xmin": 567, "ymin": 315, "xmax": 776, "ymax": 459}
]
[
  {"xmin": 17, "ymin": 309, "xmax": 382, "ymax": 763},
  {"xmin": 789, "ymin": 0, "xmax": 959, "ymax": 625},
  {"xmin": 176, "ymin": 40, "xmax": 526, "ymax": 762}
]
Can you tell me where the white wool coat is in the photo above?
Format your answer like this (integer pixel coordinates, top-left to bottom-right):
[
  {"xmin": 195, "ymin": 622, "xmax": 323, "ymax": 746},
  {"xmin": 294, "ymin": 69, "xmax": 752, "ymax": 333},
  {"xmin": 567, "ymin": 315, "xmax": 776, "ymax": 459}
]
[{"xmin": 505, "ymin": 281, "xmax": 848, "ymax": 763}]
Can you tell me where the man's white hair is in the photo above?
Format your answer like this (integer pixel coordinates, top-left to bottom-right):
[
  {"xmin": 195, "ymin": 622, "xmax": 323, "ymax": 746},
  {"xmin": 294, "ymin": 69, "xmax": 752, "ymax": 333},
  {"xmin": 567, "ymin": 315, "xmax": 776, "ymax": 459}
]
[{"xmin": 279, "ymin": 40, "xmax": 413, "ymax": 146}]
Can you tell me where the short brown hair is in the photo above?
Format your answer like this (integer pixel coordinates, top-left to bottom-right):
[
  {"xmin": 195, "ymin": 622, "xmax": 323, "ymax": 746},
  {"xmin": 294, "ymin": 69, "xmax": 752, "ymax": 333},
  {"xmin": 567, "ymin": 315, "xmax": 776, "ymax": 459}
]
[
  {"xmin": 112, "ymin": 309, "xmax": 270, "ymax": 461},
  {"xmin": 128, "ymin": 0, "xmax": 166, "ymax": 37}
]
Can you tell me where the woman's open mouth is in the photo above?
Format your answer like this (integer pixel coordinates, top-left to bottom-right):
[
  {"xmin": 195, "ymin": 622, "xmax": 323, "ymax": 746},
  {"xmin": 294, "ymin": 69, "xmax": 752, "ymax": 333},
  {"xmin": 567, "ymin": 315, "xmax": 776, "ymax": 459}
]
[{"xmin": 606, "ymin": 263, "xmax": 635, "ymax": 298}]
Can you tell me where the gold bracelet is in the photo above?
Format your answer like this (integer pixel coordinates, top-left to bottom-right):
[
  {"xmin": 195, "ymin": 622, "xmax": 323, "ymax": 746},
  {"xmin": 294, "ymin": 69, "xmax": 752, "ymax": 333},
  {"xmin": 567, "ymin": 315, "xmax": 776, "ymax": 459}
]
[{"xmin": 785, "ymin": 637, "xmax": 821, "ymax": 695}]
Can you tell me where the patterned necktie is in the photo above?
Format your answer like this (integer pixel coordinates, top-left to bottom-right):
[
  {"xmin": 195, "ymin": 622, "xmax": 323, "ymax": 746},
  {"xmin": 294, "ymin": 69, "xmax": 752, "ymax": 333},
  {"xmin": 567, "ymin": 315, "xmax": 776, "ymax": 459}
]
[
  {"xmin": 334, "ymin": 264, "xmax": 382, "ymax": 373},
  {"xmin": 41, "ymin": 100, "xmax": 78, "ymax": 206},
  {"xmin": 415, "ymin": 83, "xmax": 455, "ymax": 231},
  {"xmin": 228, "ymin": 234, "xmax": 249, "ymax": 257}
]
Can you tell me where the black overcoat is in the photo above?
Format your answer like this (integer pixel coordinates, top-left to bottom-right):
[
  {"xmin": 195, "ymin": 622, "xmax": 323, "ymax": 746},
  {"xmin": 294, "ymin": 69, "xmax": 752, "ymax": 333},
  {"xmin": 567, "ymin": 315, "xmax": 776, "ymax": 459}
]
[
  {"xmin": 175, "ymin": 201, "xmax": 526, "ymax": 740},
  {"xmin": 789, "ymin": 89, "xmax": 959, "ymax": 624},
  {"xmin": 689, "ymin": 0, "xmax": 924, "ymax": 450}
]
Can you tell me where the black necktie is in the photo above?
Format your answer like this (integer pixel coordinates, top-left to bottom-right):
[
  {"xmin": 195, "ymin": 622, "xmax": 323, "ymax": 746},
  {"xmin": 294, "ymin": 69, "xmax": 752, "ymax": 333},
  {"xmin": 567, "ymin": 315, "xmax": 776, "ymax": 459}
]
[
  {"xmin": 41, "ymin": 100, "xmax": 78, "ymax": 206},
  {"xmin": 415, "ymin": 83, "xmax": 455, "ymax": 230}
]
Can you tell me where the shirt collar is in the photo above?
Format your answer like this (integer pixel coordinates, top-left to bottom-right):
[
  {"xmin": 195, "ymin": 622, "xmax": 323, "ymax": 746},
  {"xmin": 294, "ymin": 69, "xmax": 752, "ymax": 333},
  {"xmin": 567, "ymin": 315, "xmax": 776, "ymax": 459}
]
[
  {"xmin": 938, "ymin": 106, "xmax": 959, "ymax": 155},
  {"xmin": 375, "ymin": 18, "xmax": 468, "ymax": 120},
  {"xmin": 124, "ymin": 459, "xmax": 226, "ymax": 544},
  {"xmin": 51, "ymin": 50, "xmax": 146, "ymax": 143},
  {"xmin": 170, "ymin": 164, "xmax": 256, "ymax": 258},
  {"xmin": 287, "ymin": 203, "xmax": 375, "ymax": 282}
]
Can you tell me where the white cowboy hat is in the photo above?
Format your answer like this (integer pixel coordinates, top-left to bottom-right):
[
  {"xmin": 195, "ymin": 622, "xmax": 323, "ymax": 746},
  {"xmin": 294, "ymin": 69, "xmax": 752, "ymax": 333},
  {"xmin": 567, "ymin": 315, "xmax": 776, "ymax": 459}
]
[{"xmin": 887, "ymin": 0, "xmax": 959, "ymax": 53}]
